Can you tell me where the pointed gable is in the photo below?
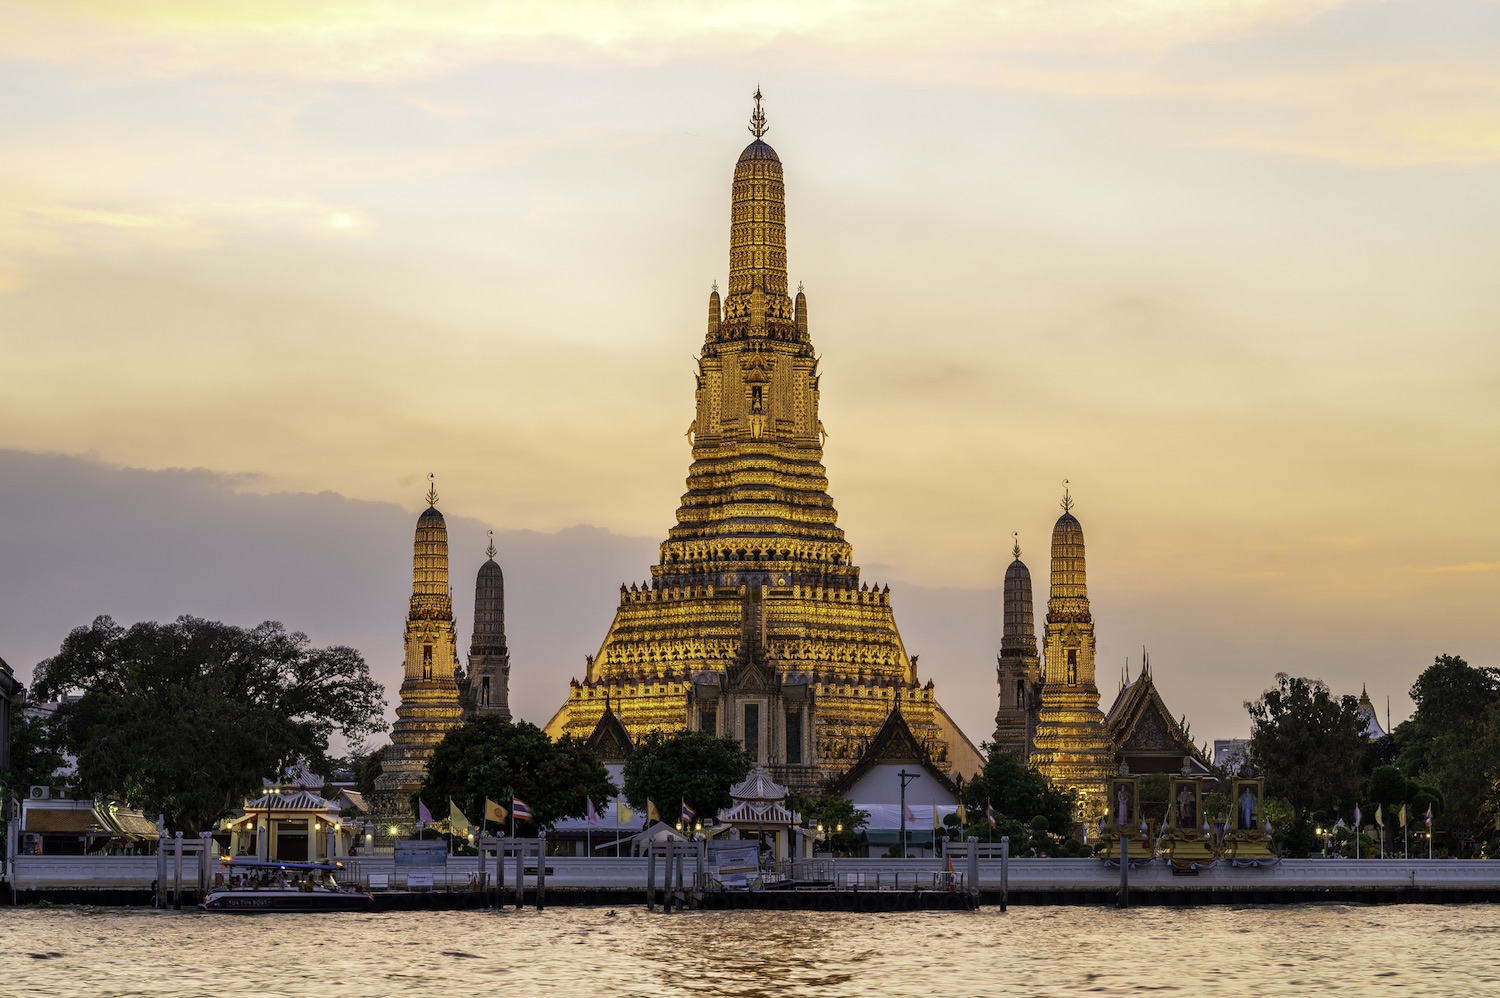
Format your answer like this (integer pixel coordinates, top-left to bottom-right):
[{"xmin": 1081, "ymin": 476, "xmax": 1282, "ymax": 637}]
[
  {"xmin": 1105, "ymin": 670, "xmax": 1210, "ymax": 775},
  {"xmin": 829, "ymin": 704, "xmax": 960, "ymax": 798},
  {"xmin": 584, "ymin": 705, "xmax": 635, "ymax": 765}
]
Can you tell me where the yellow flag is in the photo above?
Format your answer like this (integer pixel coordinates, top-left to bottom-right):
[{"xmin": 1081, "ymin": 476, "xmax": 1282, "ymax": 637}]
[
  {"xmin": 956, "ymin": 804, "xmax": 968, "ymax": 826},
  {"xmin": 449, "ymin": 799, "xmax": 473, "ymax": 836},
  {"xmin": 1375, "ymin": 804, "xmax": 1384, "ymax": 827},
  {"xmin": 1399, "ymin": 805, "xmax": 1407, "ymax": 829},
  {"xmin": 933, "ymin": 805, "xmax": 941, "ymax": 831},
  {"xmin": 484, "ymin": 798, "xmax": 507, "ymax": 823},
  {"xmin": 616, "ymin": 800, "xmax": 634, "ymax": 824},
  {"xmin": 647, "ymin": 799, "xmax": 660, "ymax": 822}
]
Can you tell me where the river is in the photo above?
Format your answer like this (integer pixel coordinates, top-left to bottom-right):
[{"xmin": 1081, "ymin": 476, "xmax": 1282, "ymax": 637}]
[{"xmin": 2, "ymin": 903, "xmax": 1497, "ymax": 996}]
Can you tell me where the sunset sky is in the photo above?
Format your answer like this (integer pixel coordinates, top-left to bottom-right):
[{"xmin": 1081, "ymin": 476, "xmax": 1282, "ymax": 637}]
[{"xmin": 2, "ymin": 0, "xmax": 1496, "ymax": 751}]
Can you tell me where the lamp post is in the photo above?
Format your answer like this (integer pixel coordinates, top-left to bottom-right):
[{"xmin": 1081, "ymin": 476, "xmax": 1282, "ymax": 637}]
[{"xmin": 898, "ymin": 769, "xmax": 920, "ymax": 859}]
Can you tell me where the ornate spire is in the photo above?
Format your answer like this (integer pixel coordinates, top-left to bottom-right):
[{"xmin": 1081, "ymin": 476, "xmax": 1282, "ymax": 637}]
[
  {"xmin": 1060, "ymin": 479, "xmax": 1073, "ymax": 514},
  {"xmin": 426, "ymin": 472, "xmax": 439, "ymax": 508},
  {"xmin": 486, "ymin": 529, "xmax": 496, "ymax": 561},
  {"xmin": 748, "ymin": 86, "xmax": 768, "ymax": 138},
  {"xmin": 1012, "ymin": 531, "xmax": 1021, "ymax": 561}
]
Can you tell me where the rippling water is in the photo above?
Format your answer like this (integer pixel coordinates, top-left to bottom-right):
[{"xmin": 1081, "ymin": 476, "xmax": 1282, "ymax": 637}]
[{"xmin": 3, "ymin": 904, "xmax": 1498, "ymax": 997}]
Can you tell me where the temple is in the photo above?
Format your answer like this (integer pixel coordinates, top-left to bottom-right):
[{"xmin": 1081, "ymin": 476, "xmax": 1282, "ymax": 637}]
[
  {"xmin": 371, "ymin": 479, "xmax": 513, "ymax": 841},
  {"xmin": 544, "ymin": 92, "xmax": 982, "ymax": 790},
  {"xmin": 993, "ymin": 533, "xmax": 1040, "ymax": 760}
]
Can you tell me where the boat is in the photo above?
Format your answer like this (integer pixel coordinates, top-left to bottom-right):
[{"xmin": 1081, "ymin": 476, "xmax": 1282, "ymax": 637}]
[{"xmin": 200, "ymin": 858, "xmax": 373, "ymax": 913}]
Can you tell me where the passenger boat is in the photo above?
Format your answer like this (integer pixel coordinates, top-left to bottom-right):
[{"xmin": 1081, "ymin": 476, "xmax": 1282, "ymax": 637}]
[{"xmin": 200, "ymin": 859, "xmax": 373, "ymax": 913}]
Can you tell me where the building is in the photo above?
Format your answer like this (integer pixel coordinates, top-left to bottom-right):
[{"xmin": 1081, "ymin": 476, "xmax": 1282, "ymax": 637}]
[
  {"xmin": 0, "ymin": 655, "xmax": 20, "ymax": 775},
  {"xmin": 463, "ymin": 531, "xmax": 512, "ymax": 720},
  {"xmin": 1028, "ymin": 487, "xmax": 1114, "ymax": 812},
  {"xmin": 544, "ymin": 92, "xmax": 982, "ymax": 790},
  {"xmin": 993, "ymin": 535, "xmax": 1040, "ymax": 761}
]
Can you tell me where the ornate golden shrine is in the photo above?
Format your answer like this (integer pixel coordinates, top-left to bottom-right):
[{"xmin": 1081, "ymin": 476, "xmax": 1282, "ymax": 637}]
[
  {"xmin": 543, "ymin": 93, "xmax": 981, "ymax": 788},
  {"xmin": 1160, "ymin": 776, "xmax": 1215, "ymax": 864},
  {"xmin": 1223, "ymin": 777, "xmax": 1274, "ymax": 861}
]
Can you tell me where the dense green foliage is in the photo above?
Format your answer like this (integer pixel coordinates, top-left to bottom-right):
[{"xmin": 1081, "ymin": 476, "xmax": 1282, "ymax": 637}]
[
  {"xmin": 355, "ymin": 745, "xmax": 388, "ymax": 801},
  {"xmin": 788, "ymin": 791, "xmax": 869, "ymax": 855},
  {"xmin": 32, "ymin": 615, "xmax": 387, "ymax": 833},
  {"xmin": 958, "ymin": 743, "xmax": 1077, "ymax": 835},
  {"xmin": 1245, "ymin": 673, "xmax": 1367, "ymax": 854},
  {"xmin": 4, "ymin": 697, "xmax": 67, "ymax": 793},
  {"xmin": 1393, "ymin": 655, "xmax": 1500, "ymax": 853},
  {"xmin": 420, "ymin": 716, "xmax": 614, "ymax": 829},
  {"xmin": 622, "ymin": 729, "xmax": 752, "ymax": 823}
]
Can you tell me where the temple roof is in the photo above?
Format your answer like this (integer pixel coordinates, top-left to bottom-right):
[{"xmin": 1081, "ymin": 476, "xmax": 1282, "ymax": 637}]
[
  {"xmin": 729, "ymin": 766, "xmax": 788, "ymax": 803},
  {"xmin": 1357, "ymin": 685, "xmax": 1386, "ymax": 740},
  {"xmin": 1104, "ymin": 667, "xmax": 1210, "ymax": 773},
  {"xmin": 829, "ymin": 704, "xmax": 960, "ymax": 797},
  {"xmin": 738, "ymin": 139, "xmax": 780, "ymax": 164},
  {"xmin": 584, "ymin": 704, "xmax": 635, "ymax": 764}
]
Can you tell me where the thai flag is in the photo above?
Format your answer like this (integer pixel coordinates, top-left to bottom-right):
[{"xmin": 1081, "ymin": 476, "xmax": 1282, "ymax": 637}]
[
  {"xmin": 1425, "ymin": 804, "xmax": 1433, "ymax": 828},
  {"xmin": 681, "ymin": 799, "xmax": 696, "ymax": 825},
  {"xmin": 512, "ymin": 796, "xmax": 534, "ymax": 821},
  {"xmin": 902, "ymin": 802, "xmax": 916, "ymax": 824},
  {"xmin": 985, "ymin": 803, "xmax": 997, "ymax": 828}
]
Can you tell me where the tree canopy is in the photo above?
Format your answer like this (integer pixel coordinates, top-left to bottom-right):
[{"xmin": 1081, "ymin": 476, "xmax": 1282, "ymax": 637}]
[
  {"xmin": 1245, "ymin": 673, "xmax": 1367, "ymax": 855},
  {"xmin": 958, "ymin": 743, "xmax": 1077, "ymax": 833},
  {"xmin": 420, "ymin": 716, "xmax": 615, "ymax": 829},
  {"xmin": 622, "ymin": 729, "xmax": 752, "ymax": 823},
  {"xmin": 32, "ymin": 615, "xmax": 387, "ymax": 833},
  {"xmin": 1394, "ymin": 655, "xmax": 1500, "ymax": 849}
]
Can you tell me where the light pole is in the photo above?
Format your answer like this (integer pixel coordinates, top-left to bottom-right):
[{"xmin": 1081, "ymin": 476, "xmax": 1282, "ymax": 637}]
[{"xmin": 898, "ymin": 769, "xmax": 920, "ymax": 859}]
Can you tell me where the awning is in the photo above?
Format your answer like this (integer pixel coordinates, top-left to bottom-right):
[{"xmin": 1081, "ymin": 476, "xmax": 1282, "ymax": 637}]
[{"xmin": 864, "ymin": 830, "xmax": 935, "ymax": 847}]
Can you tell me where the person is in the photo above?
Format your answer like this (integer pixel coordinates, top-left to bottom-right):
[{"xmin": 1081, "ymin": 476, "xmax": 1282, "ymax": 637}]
[
  {"xmin": 1239, "ymin": 787, "xmax": 1256, "ymax": 830},
  {"xmin": 1177, "ymin": 786, "xmax": 1197, "ymax": 829},
  {"xmin": 1116, "ymin": 784, "xmax": 1131, "ymax": 826}
]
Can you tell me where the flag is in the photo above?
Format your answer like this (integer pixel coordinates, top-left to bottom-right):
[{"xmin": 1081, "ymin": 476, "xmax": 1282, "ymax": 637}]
[
  {"xmin": 681, "ymin": 799, "xmax": 696, "ymax": 826},
  {"xmin": 985, "ymin": 803, "xmax": 996, "ymax": 828},
  {"xmin": 418, "ymin": 800, "xmax": 433, "ymax": 825},
  {"xmin": 902, "ymin": 802, "xmax": 916, "ymax": 824},
  {"xmin": 616, "ymin": 800, "xmax": 634, "ymax": 824},
  {"xmin": 933, "ymin": 805, "xmax": 941, "ymax": 831},
  {"xmin": 1354, "ymin": 804, "xmax": 1362, "ymax": 829},
  {"xmin": 647, "ymin": 799, "xmax": 660, "ymax": 822},
  {"xmin": 1375, "ymin": 804, "xmax": 1384, "ymax": 827},
  {"xmin": 586, "ymin": 797, "xmax": 601, "ymax": 828},
  {"xmin": 485, "ymin": 798, "xmax": 508, "ymax": 823},
  {"xmin": 511, "ymin": 796, "xmax": 534, "ymax": 821},
  {"xmin": 956, "ymin": 803, "xmax": 968, "ymax": 826},
  {"xmin": 1425, "ymin": 804, "xmax": 1433, "ymax": 828},
  {"xmin": 449, "ymin": 799, "xmax": 472, "ymax": 836},
  {"xmin": 1399, "ymin": 805, "xmax": 1407, "ymax": 829}
]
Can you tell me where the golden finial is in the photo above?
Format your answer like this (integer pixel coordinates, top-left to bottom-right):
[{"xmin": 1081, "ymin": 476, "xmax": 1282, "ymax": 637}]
[
  {"xmin": 426, "ymin": 473, "xmax": 439, "ymax": 507},
  {"xmin": 1060, "ymin": 479, "xmax": 1074, "ymax": 513},
  {"xmin": 748, "ymin": 86, "xmax": 768, "ymax": 138},
  {"xmin": 1012, "ymin": 531, "xmax": 1021, "ymax": 561},
  {"xmin": 712, "ymin": 280, "xmax": 718, "ymax": 293},
  {"xmin": 486, "ymin": 529, "xmax": 496, "ymax": 561},
  {"xmin": 798, "ymin": 281, "xmax": 805, "ymax": 293}
]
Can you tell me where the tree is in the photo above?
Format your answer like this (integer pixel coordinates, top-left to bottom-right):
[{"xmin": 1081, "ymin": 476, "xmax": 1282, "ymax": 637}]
[
  {"xmin": 355, "ymin": 744, "xmax": 388, "ymax": 801},
  {"xmin": 4, "ymin": 697, "xmax": 67, "ymax": 794},
  {"xmin": 622, "ymin": 729, "xmax": 752, "ymax": 823},
  {"xmin": 1245, "ymin": 673, "xmax": 1367, "ymax": 856},
  {"xmin": 788, "ymin": 791, "xmax": 869, "ymax": 856},
  {"xmin": 958, "ymin": 744, "xmax": 1076, "ymax": 834},
  {"xmin": 420, "ymin": 716, "xmax": 615, "ymax": 830},
  {"xmin": 32, "ymin": 615, "xmax": 386, "ymax": 833}
]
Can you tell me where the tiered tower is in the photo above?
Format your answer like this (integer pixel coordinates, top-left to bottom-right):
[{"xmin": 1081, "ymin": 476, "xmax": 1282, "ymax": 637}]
[
  {"xmin": 545, "ymin": 92, "xmax": 981, "ymax": 787},
  {"xmin": 993, "ymin": 532, "xmax": 1040, "ymax": 759},
  {"xmin": 371, "ymin": 476, "xmax": 467, "ymax": 840},
  {"xmin": 466, "ymin": 531, "xmax": 512, "ymax": 719},
  {"xmin": 1030, "ymin": 484, "xmax": 1113, "ymax": 815}
]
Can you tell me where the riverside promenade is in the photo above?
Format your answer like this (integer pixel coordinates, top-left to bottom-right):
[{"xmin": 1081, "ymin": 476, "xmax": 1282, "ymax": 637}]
[{"xmin": 7, "ymin": 853, "xmax": 1500, "ymax": 907}]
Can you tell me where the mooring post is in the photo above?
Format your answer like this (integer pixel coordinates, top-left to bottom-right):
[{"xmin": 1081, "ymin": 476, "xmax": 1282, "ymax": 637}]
[
  {"xmin": 173, "ymin": 832, "xmax": 184, "ymax": 909},
  {"xmin": 694, "ymin": 839, "xmax": 705, "ymax": 907},
  {"xmin": 1117, "ymin": 835, "xmax": 1129, "ymax": 909},
  {"xmin": 665, "ymin": 842, "xmax": 677, "ymax": 913},
  {"xmin": 200, "ymin": 831, "xmax": 212, "ymax": 895},
  {"xmin": 966, "ymin": 836, "xmax": 979, "ymax": 897},
  {"xmin": 536, "ymin": 832, "xmax": 547, "ymax": 911},
  {"xmin": 999, "ymin": 835, "xmax": 1009, "ymax": 912},
  {"xmin": 514, "ymin": 840, "xmax": 524, "ymax": 910},
  {"xmin": 495, "ymin": 839, "xmax": 504, "ymax": 906},
  {"xmin": 646, "ymin": 842, "xmax": 657, "ymax": 911},
  {"xmin": 156, "ymin": 829, "xmax": 167, "ymax": 908}
]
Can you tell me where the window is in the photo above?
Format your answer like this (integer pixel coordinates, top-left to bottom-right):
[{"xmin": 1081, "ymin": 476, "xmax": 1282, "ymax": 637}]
[
  {"xmin": 1015, "ymin": 679, "xmax": 1025, "ymax": 708},
  {"xmin": 480, "ymin": 676, "xmax": 491, "ymax": 706},
  {"xmin": 786, "ymin": 708, "xmax": 803, "ymax": 765},
  {"xmin": 699, "ymin": 708, "xmax": 717, "ymax": 735},
  {"xmin": 744, "ymin": 703, "xmax": 760, "ymax": 761}
]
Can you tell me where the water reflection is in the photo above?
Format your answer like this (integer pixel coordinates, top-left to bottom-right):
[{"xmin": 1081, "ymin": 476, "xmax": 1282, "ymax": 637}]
[{"xmin": 1, "ymin": 904, "xmax": 1497, "ymax": 997}]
